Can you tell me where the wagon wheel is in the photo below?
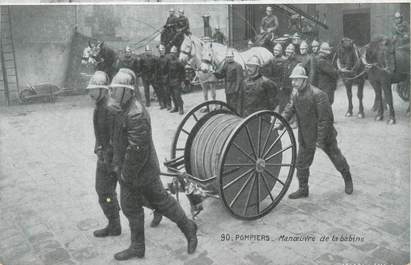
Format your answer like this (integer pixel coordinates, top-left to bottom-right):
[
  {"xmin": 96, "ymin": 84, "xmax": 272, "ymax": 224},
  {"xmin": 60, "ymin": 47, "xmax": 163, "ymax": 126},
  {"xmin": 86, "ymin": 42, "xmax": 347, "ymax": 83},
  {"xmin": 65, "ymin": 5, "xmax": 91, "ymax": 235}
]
[
  {"xmin": 170, "ymin": 100, "xmax": 237, "ymax": 170},
  {"xmin": 19, "ymin": 88, "xmax": 36, "ymax": 104},
  {"xmin": 397, "ymin": 79, "xmax": 410, "ymax": 101},
  {"xmin": 218, "ymin": 110, "xmax": 296, "ymax": 220}
]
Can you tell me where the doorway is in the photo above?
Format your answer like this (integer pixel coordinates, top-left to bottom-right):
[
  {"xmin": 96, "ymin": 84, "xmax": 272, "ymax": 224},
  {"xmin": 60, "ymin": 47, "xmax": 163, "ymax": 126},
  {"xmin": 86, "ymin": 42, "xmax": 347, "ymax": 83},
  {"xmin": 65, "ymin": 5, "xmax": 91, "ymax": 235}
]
[{"xmin": 343, "ymin": 10, "xmax": 370, "ymax": 46}]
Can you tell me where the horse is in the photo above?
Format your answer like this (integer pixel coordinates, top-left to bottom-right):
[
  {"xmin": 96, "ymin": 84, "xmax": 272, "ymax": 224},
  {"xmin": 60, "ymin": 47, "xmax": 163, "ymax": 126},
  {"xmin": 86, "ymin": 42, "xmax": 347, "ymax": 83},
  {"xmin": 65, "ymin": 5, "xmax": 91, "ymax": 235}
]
[
  {"xmin": 178, "ymin": 35, "xmax": 274, "ymax": 101},
  {"xmin": 335, "ymin": 37, "xmax": 366, "ymax": 118},
  {"xmin": 361, "ymin": 35, "xmax": 410, "ymax": 124},
  {"xmin": 253, "ymin": 32, "xmax": 275, "ymax": 52},
  {"xmin": 82, "ymin": 41, "xmax": 119, "ymax": 80}
]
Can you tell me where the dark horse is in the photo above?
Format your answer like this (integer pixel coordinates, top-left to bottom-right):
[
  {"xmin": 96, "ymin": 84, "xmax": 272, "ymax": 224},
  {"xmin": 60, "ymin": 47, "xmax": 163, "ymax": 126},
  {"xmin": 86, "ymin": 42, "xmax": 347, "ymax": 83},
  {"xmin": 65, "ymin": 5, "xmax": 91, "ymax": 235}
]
[
  {"xmin": 362, "ymin": 36, "xmax": 410, "ymax": 124},
  {"xmin": 335, "ymin": 37, "xmax": 366, "ymax": 118},
  {"xmin": 253, "ymin": 32, "xmax": 275, "ymax": 52},
  {"xmin": 82, "ymin": 41, "xmax": 118, "ymax": 80}
]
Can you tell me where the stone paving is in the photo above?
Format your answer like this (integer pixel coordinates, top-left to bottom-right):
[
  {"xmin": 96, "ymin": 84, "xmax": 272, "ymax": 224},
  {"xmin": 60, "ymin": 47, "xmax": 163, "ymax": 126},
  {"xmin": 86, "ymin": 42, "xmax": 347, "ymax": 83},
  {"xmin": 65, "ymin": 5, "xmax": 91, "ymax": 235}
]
[{"xmin": 0, "ymin": 82, "xmax": 409, "ymax": 265}]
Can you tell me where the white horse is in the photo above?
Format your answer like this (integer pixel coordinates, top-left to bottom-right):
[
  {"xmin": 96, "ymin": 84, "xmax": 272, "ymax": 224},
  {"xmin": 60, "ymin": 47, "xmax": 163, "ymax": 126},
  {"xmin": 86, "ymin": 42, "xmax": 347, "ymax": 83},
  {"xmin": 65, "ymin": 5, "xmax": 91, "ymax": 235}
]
[{"xmin": 178, "ymin": 35, "xmax": 274, "ymax": 101}]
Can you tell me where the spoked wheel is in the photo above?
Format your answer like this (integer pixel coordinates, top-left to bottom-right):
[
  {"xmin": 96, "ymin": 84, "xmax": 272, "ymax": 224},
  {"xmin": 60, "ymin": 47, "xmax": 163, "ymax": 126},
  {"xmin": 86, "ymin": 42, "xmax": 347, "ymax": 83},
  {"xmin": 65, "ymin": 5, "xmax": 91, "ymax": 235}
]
[
  {"xmin": 170, "ymin": 100, "xmax": 237, "ymax": 170},
  {"xmin": 19, "ymin": 89, "xmax": 36, "ymax": 104},
  {"xmin": 218, "ymin": 110, "xmax": 296, "ymax": 220}
]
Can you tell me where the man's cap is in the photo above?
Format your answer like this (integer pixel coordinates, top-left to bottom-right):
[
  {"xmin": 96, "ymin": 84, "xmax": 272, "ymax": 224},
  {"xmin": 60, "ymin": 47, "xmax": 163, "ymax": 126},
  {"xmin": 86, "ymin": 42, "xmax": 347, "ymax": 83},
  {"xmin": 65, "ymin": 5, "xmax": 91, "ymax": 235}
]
[
  {"xmin": 292, "ymin": 32, "xmax": 301, "ymax": 39},
  {"xmin": 273, "ymin": 43, "xmax": 283, "ymax": 52}
]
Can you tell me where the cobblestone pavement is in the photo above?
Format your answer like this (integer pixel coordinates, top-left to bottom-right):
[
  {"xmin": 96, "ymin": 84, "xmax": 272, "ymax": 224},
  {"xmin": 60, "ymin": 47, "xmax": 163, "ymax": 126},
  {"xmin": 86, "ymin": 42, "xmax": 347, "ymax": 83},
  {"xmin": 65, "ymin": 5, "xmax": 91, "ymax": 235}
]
[{"xmin": 0, "ymin": 82, "xmax": 409, "ymax": 265}]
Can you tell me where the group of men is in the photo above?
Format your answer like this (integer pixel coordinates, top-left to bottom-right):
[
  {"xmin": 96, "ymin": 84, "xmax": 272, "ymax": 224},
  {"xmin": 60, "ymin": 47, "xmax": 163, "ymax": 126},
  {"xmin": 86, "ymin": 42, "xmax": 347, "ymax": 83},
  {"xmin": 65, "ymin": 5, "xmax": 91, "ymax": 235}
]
[
  {"xmin": 212, "ymin": 46, "xmax": 354, "ymax": 202},
  {"xmin": 163, "ymin": 8, "xmax": 190, "ymax": 49},
  {"xmin": 86, "ymin": 68, "xmax": 197, "ymax": 261},
  {"xmin": 117, "ymin": 44, "xmax": 186, "ymax": 115},
  {"xmin": 257, "ymin": 6, "xmax": 321, "ymax": 46},
  {"xmin": 80, "ymin": 9, "xmax": 411, "ymax": 261},
  {"xmin": 262, "ymin": 34, "xmax": 339, "ymax": 108},
  {"xmin": 216, "ymin": 33, "xmax": 337, "ymax": 118}
]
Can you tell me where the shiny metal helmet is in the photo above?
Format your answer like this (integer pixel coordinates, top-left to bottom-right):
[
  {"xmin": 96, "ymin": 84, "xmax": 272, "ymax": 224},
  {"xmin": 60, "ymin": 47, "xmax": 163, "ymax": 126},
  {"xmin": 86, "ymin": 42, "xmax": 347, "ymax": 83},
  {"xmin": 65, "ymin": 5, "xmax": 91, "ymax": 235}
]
[
  {"xmin": 285, "ymin": 43, "xmax": 296, "ymax": 53},
  {"xmin": 170, "ymin": 46, "xmax": 178, "ymax": 53},
  {"xmin": 311, "ymin": 40, "xmax": 320, "ymax": 47},
  {"xmin": 300, "ymin": 41, "xmax": 309, "ymax": 49},
  {"xmin": 226, "ymin": 49, "xmax": 235, "ymax": 59},
  {"xmin": 289, "ymin": 64, "xmax": 308, "ymax": 79},
  {"xmin": 110, "ymin": 68, "xmax": 137, "ymax": 91},
  {"xmin": 87, "ymin": 71, "xmax": 110, "ymax": 90},
  {"xmin": 319, "ymin": 42, "xmax": 332, "ymax": 55}
]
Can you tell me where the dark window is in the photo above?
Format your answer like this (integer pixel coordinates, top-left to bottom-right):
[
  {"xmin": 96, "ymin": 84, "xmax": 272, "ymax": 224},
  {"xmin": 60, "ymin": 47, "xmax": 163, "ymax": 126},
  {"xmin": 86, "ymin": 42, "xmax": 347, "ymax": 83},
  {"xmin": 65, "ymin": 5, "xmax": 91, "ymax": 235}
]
[{"xmin": 343, "ymin": 11, "xmax": 370, "ymax": 46}]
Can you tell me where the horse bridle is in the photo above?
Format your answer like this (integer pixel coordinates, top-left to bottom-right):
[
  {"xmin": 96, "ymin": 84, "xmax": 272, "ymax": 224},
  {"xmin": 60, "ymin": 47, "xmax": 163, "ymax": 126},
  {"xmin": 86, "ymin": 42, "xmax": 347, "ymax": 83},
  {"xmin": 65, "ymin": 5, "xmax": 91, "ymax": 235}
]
[{"xmin": 181, "ymin": 39, "xmax": 195, "ymax": 61}]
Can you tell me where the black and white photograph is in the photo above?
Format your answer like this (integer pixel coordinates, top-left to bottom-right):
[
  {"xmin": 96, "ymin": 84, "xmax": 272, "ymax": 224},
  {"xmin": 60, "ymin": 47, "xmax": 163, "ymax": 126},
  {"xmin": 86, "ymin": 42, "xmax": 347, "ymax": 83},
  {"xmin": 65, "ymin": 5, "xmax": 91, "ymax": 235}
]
[{"xmin": 0, "ymin": 1, "xmax": 409, "ymax": 265}]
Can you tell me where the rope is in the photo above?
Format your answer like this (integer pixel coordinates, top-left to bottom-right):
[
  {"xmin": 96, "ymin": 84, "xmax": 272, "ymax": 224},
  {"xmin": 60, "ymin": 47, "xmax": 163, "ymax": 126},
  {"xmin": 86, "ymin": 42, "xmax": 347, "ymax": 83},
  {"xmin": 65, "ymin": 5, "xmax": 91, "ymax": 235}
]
[{"xmin": 134, "ymin": 32, "xmax": 161, "ymax": 50}]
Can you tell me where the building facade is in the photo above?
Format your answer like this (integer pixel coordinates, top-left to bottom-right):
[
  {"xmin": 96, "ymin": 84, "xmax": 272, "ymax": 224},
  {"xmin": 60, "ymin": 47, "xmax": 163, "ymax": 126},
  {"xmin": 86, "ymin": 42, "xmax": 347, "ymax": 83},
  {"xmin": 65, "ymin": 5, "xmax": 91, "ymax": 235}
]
[
  {"xmin": 0, "ymin": 3, "xmax": 409, "ymax": 105},
  {"xmin": 0, "ymin": 4, "xmax": 229, "ymax": 104}
]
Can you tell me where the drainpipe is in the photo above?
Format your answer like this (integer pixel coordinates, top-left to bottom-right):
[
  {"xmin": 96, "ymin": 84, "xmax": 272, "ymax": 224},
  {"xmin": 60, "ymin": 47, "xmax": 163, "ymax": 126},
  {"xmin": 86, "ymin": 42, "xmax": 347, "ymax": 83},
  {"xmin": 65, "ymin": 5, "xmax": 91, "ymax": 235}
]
[{"xmin": 228, "ymin": 5, "xmax": 233, "ymax": 46}]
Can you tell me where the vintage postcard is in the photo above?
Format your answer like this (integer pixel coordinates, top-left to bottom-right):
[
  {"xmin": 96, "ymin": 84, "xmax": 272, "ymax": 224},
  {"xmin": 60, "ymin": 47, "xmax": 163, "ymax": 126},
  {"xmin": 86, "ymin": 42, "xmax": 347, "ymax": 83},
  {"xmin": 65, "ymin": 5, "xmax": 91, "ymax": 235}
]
[{"xmin": 0, "ymin": 1, "xmax": 409, "ymax": 265}]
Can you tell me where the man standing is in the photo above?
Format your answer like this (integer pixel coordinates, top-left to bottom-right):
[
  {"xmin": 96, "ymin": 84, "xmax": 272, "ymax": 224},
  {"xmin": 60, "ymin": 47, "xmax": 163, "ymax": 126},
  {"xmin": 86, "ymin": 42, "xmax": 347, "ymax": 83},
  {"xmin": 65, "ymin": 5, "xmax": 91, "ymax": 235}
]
[
  {"xmin": 117, "ymin": 46, "xmax": 140, "ymax": 78},
  {"xmin": 280, "ymin": 65, "xmax": 353, "ymax": 199},
  {"xmin": 291, "ymin": 33, "xmax": 302, "ymax": 55},
  {"xmin": 165, "ymin": 8, "xmax": 178, "ymax": 29},
  {"xmin": 288, "ymin": 14, "xmax": 301, "ymax": 35},
  {"xmin": 163, "ymin": 8, "xmax": 179, "ymax": 53},
  {"xmin": 392, "ymin": 11, "xmax": 409, "ymax": 45},
  {"xmin": 107, "ymin": 70, "xmax": 198, "ymax": 261},
  {"xmin": 157, "ymin": 44, "xmax": 172, "ymax": 110},
  {"xmin": 310, "ymin": 40, "xmax": 320, "ymax": 55},
  {"xmin": 212, "ymin": 26, "xmax": 226, "ymax": 44},
  {"xmin": 279, "ymin": 43, "xmax": 299, "ymax": 113},
  {"xmin": 213, "ymin": 49, "xmax": 244, "ymax": 114},
  {"xmin": 177, "ymin": 9, "xmax": 190, "ymax": 35},
  {"xmin": 241, "ymin": 56, "xmax": 278, "ymax": 117},
  {"xmin": 168, "ymin": 46, "xmax": 185, "ymax": 114},
  {"xmin": 140, "ymin": 45, "xmax": 162, "ymax": 108},
  {"xmin": 260, "ymin": 6, "xmax": 279, "ymax": 41},
  {"xmin": 261, "ymin": 43, "xmax": 285, "ymax": 86},
  {"xmin": 316, "ymin": 42, "xmax": 338, "ymax": 105},
  {"xmin": 86, "ymin": 71, "xmax": 121, "ymax": 238},
  {"xmin": 298, "ymin": 40, "xmax": 317, "ymax": 84}
]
